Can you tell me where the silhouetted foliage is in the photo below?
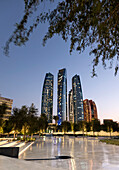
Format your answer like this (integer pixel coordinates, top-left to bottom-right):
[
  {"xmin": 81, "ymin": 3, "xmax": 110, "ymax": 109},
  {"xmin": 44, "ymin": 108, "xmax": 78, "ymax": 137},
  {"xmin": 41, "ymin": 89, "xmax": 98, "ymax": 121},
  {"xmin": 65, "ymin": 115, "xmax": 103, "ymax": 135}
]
[
  {"xmin": 10, "ymin": 104, "xmax": 38, "ymax": 139},
  {"xmin": 11, "ymin": 107, "xmax": 26, "ymax": 138},
  {"xmin": 74, "ymin": 123, "xmax": 79, "ymax": 132},
  {"xmin": 4, "ymin": 0, "xmax": 119, "ymax": 76},
  {"xmin": 27, "ymin": 103, "xmax": 38, "ymax": 138},
  {"xmin": 61, "ymin": 121, "xmax": 71, "ymax": 132},
  {"xmin": 0, "ymin": 103, "xmax": 8, "ymax": 127},
  {"xmin": 102, "ymin": 119, "xmax": 118, "ymax": 133},
  {"xmin": 3, "ymin": 119, "xmax": 13, "ymax": 136},
  {"xmin": 86, "ymin": 122, "xmax": 91, "ymax": 132},
  {"xmin": 53, "ymin": 115, "xmax": 59, "ymax": 125},
  {"xmin": 91, "ymin": 119, "xmax": 100, "ymax": 134},
  {"xmin": 38, "ymin": 113, "xmax": 48, "ymax": 133},
  {"xmin": 112, "ymin": 122, "xmax": 119, "ymax": 132},
  {"xmin": 78, "ymin": 120, "xmax": 86, "ymax": 132}
]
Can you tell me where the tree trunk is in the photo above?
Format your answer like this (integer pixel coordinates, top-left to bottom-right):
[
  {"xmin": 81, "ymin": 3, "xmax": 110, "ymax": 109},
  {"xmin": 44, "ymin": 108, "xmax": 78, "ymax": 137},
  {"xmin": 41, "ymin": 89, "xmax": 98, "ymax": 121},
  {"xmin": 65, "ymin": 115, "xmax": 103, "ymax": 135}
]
[
  {"xmin": 83, "ymin": 130, "xmax": 84, "ymax": 138},
  {"xmin": 23, "ymin": 126, "xmax": 26, "ymax": 141},
  {"xmin": 31, "ymin": 133, "xmax": 33, "ymax": 140},
  {"xmin": 14, "ymin": 132, "xmax": 16, "ymax": 139},
  {"xmin": 7, "ymin": 133, "xmax": 9, "ymax": 137}
]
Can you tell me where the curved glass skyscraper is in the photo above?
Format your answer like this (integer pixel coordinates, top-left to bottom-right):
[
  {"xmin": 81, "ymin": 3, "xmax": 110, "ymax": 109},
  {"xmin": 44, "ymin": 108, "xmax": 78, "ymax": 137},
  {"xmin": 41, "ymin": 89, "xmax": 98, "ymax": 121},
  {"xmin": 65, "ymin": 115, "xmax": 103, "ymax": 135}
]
[
  {"xmin": 41, "ymin": 73, "xmax": 54, "ymax": 123},
  {"xmin": 72, "ymin": 75, "xmax": 84, "ymax": 123},
  {"xmin": 68, "ymin": 89, "xmax": 74, "ymax": 123},
  {"xmin": 57, "ymin": 68, "xmax": 67, "ymax": 125}
]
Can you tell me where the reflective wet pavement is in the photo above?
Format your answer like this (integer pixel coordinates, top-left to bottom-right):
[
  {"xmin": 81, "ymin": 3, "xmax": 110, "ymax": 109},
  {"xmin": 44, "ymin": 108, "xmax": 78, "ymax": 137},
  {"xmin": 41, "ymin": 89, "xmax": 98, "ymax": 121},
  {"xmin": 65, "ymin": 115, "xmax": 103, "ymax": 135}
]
[{"xmin": 19, "ymin": 136, "xmax": 119, "ymax": 170}]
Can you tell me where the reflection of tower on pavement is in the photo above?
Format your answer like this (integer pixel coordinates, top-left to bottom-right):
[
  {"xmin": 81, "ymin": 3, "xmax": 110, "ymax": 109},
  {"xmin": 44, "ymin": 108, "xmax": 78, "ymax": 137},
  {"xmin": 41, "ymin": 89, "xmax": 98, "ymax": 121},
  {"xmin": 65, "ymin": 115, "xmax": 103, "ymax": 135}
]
[
  {"xmin": 51, "ymin": 137, "xmax": 56, "ymax": 168},
  {"xmin": 57, "ymin": 138, "xmax": 61, "ymax": 156},
  {"xmin": 69, "ymin": 137, "xmax": 76, "ymax": 170}
]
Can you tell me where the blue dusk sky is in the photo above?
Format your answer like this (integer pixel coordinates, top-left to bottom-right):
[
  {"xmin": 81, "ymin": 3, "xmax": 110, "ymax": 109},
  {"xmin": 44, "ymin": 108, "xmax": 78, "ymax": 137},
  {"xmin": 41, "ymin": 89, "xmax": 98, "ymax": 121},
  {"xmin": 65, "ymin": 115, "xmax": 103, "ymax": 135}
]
[{"xmin": 0, "ymin": 1, "xmax": 119, "ymax": 123}]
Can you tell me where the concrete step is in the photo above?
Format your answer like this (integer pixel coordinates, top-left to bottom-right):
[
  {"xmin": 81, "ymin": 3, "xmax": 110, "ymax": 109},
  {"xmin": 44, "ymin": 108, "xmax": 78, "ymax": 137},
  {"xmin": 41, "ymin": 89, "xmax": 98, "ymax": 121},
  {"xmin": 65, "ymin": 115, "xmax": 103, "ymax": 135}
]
[
  {"xmin": 0, "ymin": 140, "xmax": 8, "ymax": 146},
  {"xmin": 0, "ymin": 141, "xmax": 19, "ymax": 147}
]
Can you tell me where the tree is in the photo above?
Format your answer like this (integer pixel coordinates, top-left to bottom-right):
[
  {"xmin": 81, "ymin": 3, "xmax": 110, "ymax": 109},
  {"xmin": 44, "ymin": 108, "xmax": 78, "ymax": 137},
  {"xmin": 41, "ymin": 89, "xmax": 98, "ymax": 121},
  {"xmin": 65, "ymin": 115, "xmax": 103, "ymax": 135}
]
[
  {"xmin": 28, "ymin": 103, "xmax": 38, "ymax": 117},
  {"xmin": 61, "ymin": 121, "xmax": 71, "ymax": 132},
  {"xmin": 53, "ymin": 115, "xmax": 59, "ymax": 132},
  {"xmin": 74, "ymin": 123, "xmax": 79, "ymax": 132},
  {"xmin": 91, "ymin": 119, "xmax": 100, "ymax": 135},
  {"xmin": 28, "ymin": 116, "xmax": 38, "ymax": 139},
  {"xmin": 3, "ymin": 119, "xmax": 13, "ymax": 137},
  {"xmin": 11, "ymin": 107, "xmax": 23, "ymax": 138},
  {"xmin": 86, "ymin": 122, "xmax": 91, "ymax": 132},
  {"xmin": 0, "ymin": 103, "xmax": 8, "ymax": 127},
  {"xmin": 27, "ymin": 103, "xmax": 38, "ymax": 139},
  {"xmin": 112, "ymin": 121, "xmax": 118, "ymax": 132},
  {"xmin": 37, "ymin": 116, "xmax": 43, "ymax": 135},
  {"xmin": 4, "ymin": 0, "xmax": 119, "ymax": 76},
  {"xmin": 103, "ymin": 119, "xmax": 114, "ymax": 136},
  {"xmin": 70, "ymin": 122, "xmax": 74, "ymax": 132},
  {"xmin": 53, "ymin": 115, "xmax": 59, "ymax": 125},
  {"xmin": 78, "ymin": 120, "xmax": 86, "ymax": 136},
  {"xmin": 11, "ymin": 104, "xmax": 39, "ymax": 139},
  {"xmin": 38, "ymin": 113, "xmax": 48, "ymax": 133}
]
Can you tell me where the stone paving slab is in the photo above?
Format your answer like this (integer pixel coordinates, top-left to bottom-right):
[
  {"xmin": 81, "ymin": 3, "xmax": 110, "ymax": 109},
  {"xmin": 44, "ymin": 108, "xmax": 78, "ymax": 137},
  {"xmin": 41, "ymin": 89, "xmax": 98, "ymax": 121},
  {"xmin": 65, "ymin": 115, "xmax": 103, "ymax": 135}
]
[
  {"xmin": 1, "ymin": 137, "xmax": 119, "ymax": 170},
  {"xmin": 0, "ymin": 155, "xmax": 63, "ymax": 170}
]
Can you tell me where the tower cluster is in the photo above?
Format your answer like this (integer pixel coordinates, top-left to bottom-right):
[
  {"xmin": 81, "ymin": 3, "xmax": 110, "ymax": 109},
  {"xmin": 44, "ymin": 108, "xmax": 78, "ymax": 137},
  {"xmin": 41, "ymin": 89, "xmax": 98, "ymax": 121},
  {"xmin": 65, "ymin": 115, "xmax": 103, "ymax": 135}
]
[{"xmin": 41, "ymin": 68, "xmax": 98, "ymax": 124}]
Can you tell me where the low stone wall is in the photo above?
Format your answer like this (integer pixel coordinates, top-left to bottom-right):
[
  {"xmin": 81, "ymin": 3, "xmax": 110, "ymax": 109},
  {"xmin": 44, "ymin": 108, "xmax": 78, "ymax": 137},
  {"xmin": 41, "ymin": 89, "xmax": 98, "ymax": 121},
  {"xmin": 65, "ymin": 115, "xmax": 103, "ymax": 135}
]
[
  {"xmin": 51, "ymin": 131, "xmax": 119, "ymax": 136},
  {"xmin": 0, "ymin": 138, "xmax": 17, "ymax": 141},
  {"xmin": 70, "ymin": 131, "xmax": 119, "ymax": 136},
  {"xmin": 0, "ymin": 147, "xmax": 19, "ymax": 158}
]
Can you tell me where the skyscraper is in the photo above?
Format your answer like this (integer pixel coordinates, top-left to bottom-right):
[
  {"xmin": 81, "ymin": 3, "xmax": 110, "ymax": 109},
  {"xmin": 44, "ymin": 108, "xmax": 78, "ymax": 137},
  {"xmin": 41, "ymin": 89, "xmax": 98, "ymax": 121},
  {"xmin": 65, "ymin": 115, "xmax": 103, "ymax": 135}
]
[
  {"xmin": 57, "ymin": 68, "xmax": 67, "ymax": 125},
  {"xmin": 72, "ymin": 75, "xmax": 84, "ymax": 123},
  {"xmin": 41, "ymin": 73, "xmax": 54, "ymax": 123},
  {"xmin": 83, "ymin": 99, "xmax": 98, "ymax": 122},
  {"xmin": 89, "ymin": 100, "xmax": 98, "ymax": 120},
  {"xmin": 68, "ymin": 89, "xmax": 74, "ymax": 123},
  {"xmin": 83, "ymin": 99, "xmax": 92, "ymax": 122}
]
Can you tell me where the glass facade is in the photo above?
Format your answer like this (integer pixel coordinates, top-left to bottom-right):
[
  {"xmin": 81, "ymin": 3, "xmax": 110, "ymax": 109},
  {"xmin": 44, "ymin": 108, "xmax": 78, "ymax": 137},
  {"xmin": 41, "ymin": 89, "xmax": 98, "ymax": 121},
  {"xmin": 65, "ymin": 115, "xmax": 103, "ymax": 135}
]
[
  {"xmin": 41, "ymin": 73, "xmax": 54, "ymax": 123},
  {"xmin": 57, "ymin": 68, "xmax": 67, "ymax": 125},
  {"xmin": 89, "ymin": 100, "xmax": 98, "ymax": 120},
  {"xmin": 68, "ymin": 89, "xmax": 74, "ymax": 123},
  {"xmin": 72, "ymin": 75, "xmax": 84, "ymax": 123},
  {"xmin": 83, "ymin": 99, "xmax": 92, "ymax": 122},
  {"xmin": 83, "ymin": 99, "xmax": 98, "ymax": 122}
]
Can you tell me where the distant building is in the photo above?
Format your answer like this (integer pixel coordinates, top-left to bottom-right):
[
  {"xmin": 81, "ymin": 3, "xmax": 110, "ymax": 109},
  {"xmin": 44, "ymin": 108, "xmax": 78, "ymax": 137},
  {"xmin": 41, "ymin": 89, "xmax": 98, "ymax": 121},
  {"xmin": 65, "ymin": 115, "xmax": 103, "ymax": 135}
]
[
  {"xmin": 83, "ymin": 99, "xmax": 98, "ymax": 122},
  {"xmin": 68, "ymin": 89, "xmax": 74, "ymax": 123},
  {"xmin": 72, "ymin": 75, "xmax": 84, "ymax": 123},
  {"xmin": 89, "ymin": 100, "xmax": 98, "ymax": 120},
  {"xmin": 83, "ymin": 99, "xmax": 92, "ymax": 122},
  {"xmin": 0, "ymin": 96, "xmax": 13, "ymax": 120},
  {"xmin": 57, "ymin": 68, "xmax": 67, "ymax": 125},
  {"xmin": 41, "ymin": 73, "xmax": 54, "ymax": 123}
]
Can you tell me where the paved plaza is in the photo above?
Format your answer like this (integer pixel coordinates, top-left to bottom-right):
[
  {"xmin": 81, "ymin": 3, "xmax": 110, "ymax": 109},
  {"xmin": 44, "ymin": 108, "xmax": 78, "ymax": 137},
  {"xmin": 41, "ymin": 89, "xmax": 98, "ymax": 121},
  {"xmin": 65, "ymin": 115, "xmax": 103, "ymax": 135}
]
[{"xmin": 1, "ymin": 136, "xmax": 119, "ymax": 170}]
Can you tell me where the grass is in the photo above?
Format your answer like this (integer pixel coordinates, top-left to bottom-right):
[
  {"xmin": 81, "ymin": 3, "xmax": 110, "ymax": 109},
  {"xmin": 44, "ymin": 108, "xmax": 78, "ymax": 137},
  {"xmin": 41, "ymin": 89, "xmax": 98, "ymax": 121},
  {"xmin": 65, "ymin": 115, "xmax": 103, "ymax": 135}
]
[{"xmin": 100, "ymin": 139, "xmax": 119, "ymax": 146}]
